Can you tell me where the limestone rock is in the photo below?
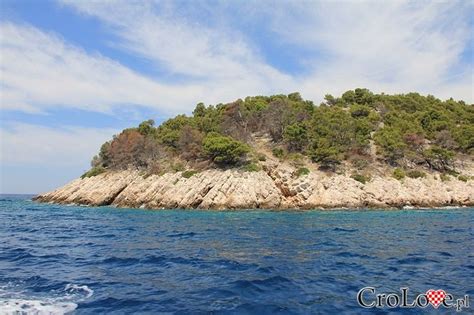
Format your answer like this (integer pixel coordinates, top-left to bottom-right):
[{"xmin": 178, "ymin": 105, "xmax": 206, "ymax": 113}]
[{"xmin": 34, "ymin": 168, "xmax": 474, "ymax": 210}]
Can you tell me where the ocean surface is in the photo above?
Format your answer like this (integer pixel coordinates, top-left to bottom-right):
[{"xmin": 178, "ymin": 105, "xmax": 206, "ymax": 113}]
[{"xmin": 0, "ymin": 194, "xmax": 472, "ymax": 314}]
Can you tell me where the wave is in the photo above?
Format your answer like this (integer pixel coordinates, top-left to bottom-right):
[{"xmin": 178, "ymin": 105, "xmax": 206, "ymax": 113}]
[
  {"xmin": 64, "ymin": 284, "xmax": 94, "ymax": 300},
  {"xmin": 0, "ymin": 283, "xmax": 93, "ymax": 315},
  {"xmin": 167, "ymin": 232, "xmax": 197, "ymax": 238},
  {"xmin": 0, "ymin": 299, "xmax": 77, "ymax": 315}
]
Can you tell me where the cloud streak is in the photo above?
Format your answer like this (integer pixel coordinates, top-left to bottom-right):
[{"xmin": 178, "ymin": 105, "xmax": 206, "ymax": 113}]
[
  {"xmin": 61, "ymin": 0, "xmax": 291, "ymax": 81},
  {"xmin": 1, "ymin": 122, "xmax": 117, "ymax": 167},
  {"xmin": 259, "ymin": 0, "xmax": 473, "ymax": 102},
  {"xmin": 0, "ymin": 122, "xmax": 120, "ymax": 193},
  {"xmin": 62, "ymin": 0, "xmax": 473, "ymax": 104},
  {"xmin": 0, "ymin": 22, "xmax": 205, "ymax": 115},
  {"xmin": 1, "ymin": 1, "xmax": 471, "ymax": 118}
]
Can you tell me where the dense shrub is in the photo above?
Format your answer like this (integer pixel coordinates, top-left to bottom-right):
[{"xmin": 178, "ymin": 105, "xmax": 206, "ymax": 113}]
[
  {"xmin": 374, "ymin": 127, "xmax": 407, "ymax": 164},
  {"xmin": 440, "ymin": 173, "xmax": 451, "ymax": 182},
  {"xmin": 182, "ymin": 170, "xmax": 198, "ymax": 178},
  {"xmin": 257, "ymin": 153, "xmax": 267, "ymax": 161},
  {"xmin": 243, "ymin": 162, "xmax": 261, "ymax": 172},
  {"xmin": 351, "ymin": 173, "xmax": 370, "ymax": 184},
  {"xmin": 284, "ymin": 122, "xmax": 308, "ymax": 151},
  {"xmin": 171, "ymin": 163, "xmax": 185, "ymax": 172},
  {"xmin": 138, "ymin": 119, "xmax": 156, "ymax": 136},
  {"xmin": 203, "ymin": 132, "xmax": 250, "ymax": 164},
  {"xmin": 393, "ymin": 168, "xmax": 406, "ymax": 180},
  {"xmin": 90, "ymin": 90, "xmax": 471, "ymax": 177},
  {"xmin": 308, "ymin": 140, "xmax": 342, "ymax": 170},
  {"xmin": 407, "ymin": 170, "xmax": 426, "ymax": 179},
  {"xmin": 272, "ymin": 147, "xmax": 285, "ymax": 158},
  {"xmin": 295, "ymin": 167, "xmax": 310, "ymax": 177},
  {"xmin": 287, "ymin": 153, "xmax": 305, "ymax": 167},
  {"xmin": 81, "ymin": 166, "xmax": 106, "ymax": 179},
  {"xmin": 458, "ymin": 175, "xmax": 469, "ymax": 182},
  {"xmin": 157, "ymin": 115, "xmax": 192, "ymax": 148}
]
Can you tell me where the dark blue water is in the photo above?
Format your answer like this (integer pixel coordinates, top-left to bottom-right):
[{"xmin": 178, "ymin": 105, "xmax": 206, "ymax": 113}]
[{"xmin": 0, "ymin": 195, "xmax": 472, "ymax": 314}]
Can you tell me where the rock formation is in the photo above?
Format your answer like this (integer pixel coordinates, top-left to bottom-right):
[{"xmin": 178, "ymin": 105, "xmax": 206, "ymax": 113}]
[{"xmin": 34, "ymin": 161, "xmax": 473, "ymax": 210}]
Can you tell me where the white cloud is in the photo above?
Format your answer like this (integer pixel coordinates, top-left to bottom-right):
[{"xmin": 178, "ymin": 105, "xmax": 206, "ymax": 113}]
[
  {"xmin": 262, "ymin": 1, "xmax": 473, "ymax": 102},
  {"xmin": 0, "ymin": 123, "xmax": 117, "ymax": 167},
  {"xmin": 60, "ymin": 0, "xmax": 472, "ymax": 104},
  {"xmin": 0, "ymin": 17, "xmax": 295, "ymax": 116},
  {"xmin": 2, "ymin": 1, "xmax": 471, "ymax": 119},
  {"xmin": 0, "ymin": 22, "xmax": 206, "ymax": 115},
  {"xmin": 0, "ymin": 123, "xmax": 123, "ymax": 193},
  {"xmin": 61, "ymin": 0, "xmax": 289, "ymax": 80},
  {"xmin": 59, "ymin": 0, "xmax": 296, "ymax": 102}
]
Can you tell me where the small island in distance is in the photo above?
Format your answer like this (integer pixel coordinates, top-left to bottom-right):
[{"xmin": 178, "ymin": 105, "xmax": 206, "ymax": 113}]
[{"xmin": 35, "ymin": 89, "xmax": 473, "ymax": 209}]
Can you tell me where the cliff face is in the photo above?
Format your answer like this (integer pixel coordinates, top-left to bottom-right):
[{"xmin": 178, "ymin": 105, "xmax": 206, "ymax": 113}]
[{"xmin": 34, "ymin": 162, "xmax": 474, "ymax": 210}]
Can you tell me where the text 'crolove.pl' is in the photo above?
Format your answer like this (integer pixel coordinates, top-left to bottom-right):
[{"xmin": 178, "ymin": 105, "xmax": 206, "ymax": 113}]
[{"xmin": 357, "ymin": 287, "xmax": 470, "ymax": 312}]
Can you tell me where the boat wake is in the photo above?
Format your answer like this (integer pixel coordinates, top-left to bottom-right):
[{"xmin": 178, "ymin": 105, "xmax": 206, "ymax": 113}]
[{"xmin": 0, "ymin": 283, "xmax": 93, "ymax": 314}]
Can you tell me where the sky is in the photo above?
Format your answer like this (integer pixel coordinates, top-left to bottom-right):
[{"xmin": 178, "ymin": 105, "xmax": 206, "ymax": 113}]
[{"xmin": 0, "ymin": 0, "xmax": 473, "ymax": 194}]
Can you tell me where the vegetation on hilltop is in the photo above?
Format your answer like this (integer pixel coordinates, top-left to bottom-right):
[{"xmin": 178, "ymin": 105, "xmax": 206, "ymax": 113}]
[{"xmin": 87, "ymin": 89, "xmax": 473, "ymax": 178}]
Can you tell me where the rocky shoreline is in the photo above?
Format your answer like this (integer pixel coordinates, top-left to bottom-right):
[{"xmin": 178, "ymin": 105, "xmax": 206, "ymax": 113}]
[{"xmin": 34, "ymin": 163, "xmax": 474, "ymax": 210}]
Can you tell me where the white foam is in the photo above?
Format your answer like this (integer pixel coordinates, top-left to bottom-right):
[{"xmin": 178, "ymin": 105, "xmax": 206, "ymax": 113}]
[
  {"xmin": 0, "ymin": 283, "xmax": 93, "ymax": 315},
  {"xmin": 0, "ymin": 299, "xmax": 77, "ymax": 315},
  {"xmin": 64, "ymin": 284, "xmax": 94, "ymax": 300}
]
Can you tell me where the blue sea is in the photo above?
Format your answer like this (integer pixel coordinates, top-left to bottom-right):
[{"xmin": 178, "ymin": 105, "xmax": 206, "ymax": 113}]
[{"xmin": 0, "ymin": 194, "xmax": 472, "ymax": 314}]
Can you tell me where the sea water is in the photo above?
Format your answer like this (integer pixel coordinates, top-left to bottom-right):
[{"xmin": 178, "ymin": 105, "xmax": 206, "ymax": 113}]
[{"xmin": 0, "ymin": 194, "xmax": 472, "ymax": 314}]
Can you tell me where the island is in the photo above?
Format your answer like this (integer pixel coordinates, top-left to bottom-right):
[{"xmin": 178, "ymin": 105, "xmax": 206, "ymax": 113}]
[{"xmin": 34, "ymin": 89, "xmax": 473, "ymax": 209}]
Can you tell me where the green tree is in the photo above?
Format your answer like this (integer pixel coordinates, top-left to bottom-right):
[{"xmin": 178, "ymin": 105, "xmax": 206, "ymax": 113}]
[
  {"xmin": 202, "ymin": 132, "xmax": 250, "ymax": 164},
  {"xmin": 310, "ymin": 106, "xmax": 354, "ymax": 153},
  {"xmin": 157, "ymin": 115, "xmax": 191, "ymax": 148},
  {"xmin": 374, "ymin": 127, "xmax": 407, "ymax": 164},
  {"xmin": 309, "ymin": 139, "xmax": 342, "ymax": 170},
  {"xmin": 193, "ymin": 102, "xmax": 206, "ymax": 117},
  {"xmin": 97, "ymin": 141, "xmax": 111, "ymax": 167},
  {"xmin": 288, "ymin": 92, "xmax": 303, "ymax": 102},
  {"xmin": 452, "ymin": 125, "xmax": 474, "ymax": 153},
  {"xmin": 350, "ymin": 104, "xmax": 371, "ymax": 118},
  {"xmin": 138, "ymin": 119, "xmax": 155, "ymax": 136},
  {"xmin": 353, "ymin": 88, "xmax": 374, "ymax": 105},
  {"xmin": 90, "ymin": 90, "xmax": 471, "ymax": 175},
  {"xmin": 323, "ymin": 94, "xmax": 337, "ymax": 106},
  {"xmin": 284, "ymin": 122, "xmax": 308, "ymax": 151}
]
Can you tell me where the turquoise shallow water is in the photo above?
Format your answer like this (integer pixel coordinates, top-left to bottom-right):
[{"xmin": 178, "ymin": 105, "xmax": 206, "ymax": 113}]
[{"xmin": 0, "ymin": 194, "xmax": 473, "ymax": 314}]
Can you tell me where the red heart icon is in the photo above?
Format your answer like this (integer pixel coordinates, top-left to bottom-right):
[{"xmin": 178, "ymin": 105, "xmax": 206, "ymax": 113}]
[{"xmin": 426, "ymin": 289, "xmax": 446, "ymax": 308}]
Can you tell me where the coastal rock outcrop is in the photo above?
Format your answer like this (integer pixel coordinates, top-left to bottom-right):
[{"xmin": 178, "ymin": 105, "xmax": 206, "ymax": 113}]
[
  {"xmin": 35, "ymin": 90, "xmax": 473, "ymax": 210},
  {"xmin": 34, "ymin": 166, "xmax": 474, "ymax": 210}
]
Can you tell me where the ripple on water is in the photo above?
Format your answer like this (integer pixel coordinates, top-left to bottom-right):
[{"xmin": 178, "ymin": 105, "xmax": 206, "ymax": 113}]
[
  {"xmin": 333, "ymin": 227, "xmax": 358, "ymax": 232},
  {"xmin": 167, "ymin": 232, "xmax": 197, "ymax": 238},
  {"xmin": 396, "ymin": 256, "xmax": 439, "ymax": 265},
  {"xmin": 228, "ymin": 275, "xmax": 295, "ymax": 298},
  {"xmin": 0, "ymin": 196, "xmax": 473, "ymax": 314},
  {"xmin": 102, "ymin": 257, "xmax": 141, "ymax": 266}
]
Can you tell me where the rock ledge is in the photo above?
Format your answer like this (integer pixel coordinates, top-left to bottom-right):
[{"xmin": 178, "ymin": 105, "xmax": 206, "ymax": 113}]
[{"xmin": 34, "ymin": 166, "xmax": 474, "ymax": 210}]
